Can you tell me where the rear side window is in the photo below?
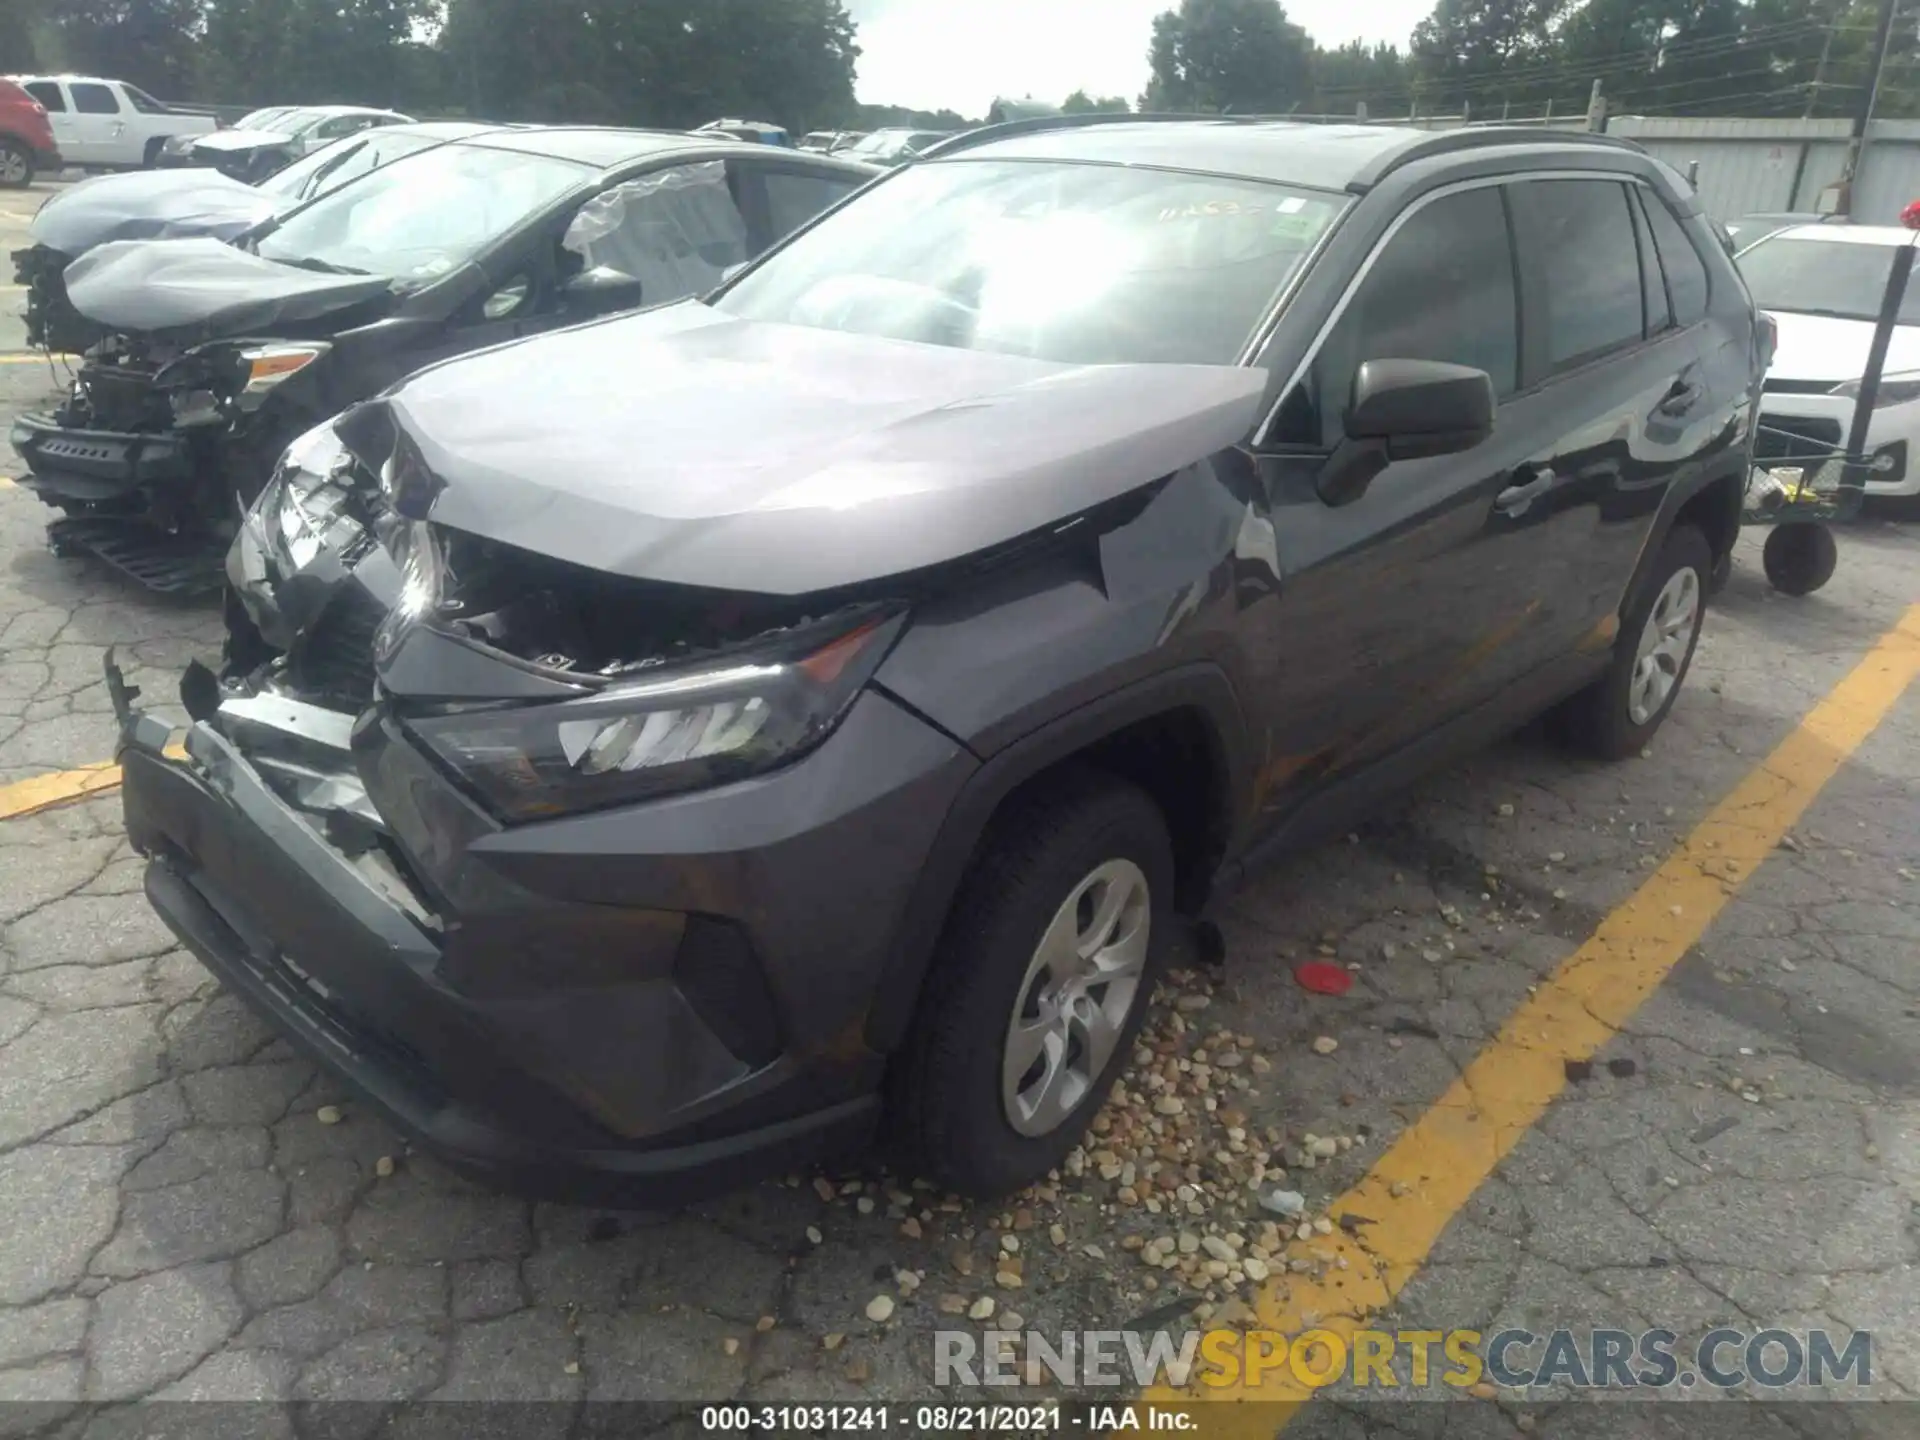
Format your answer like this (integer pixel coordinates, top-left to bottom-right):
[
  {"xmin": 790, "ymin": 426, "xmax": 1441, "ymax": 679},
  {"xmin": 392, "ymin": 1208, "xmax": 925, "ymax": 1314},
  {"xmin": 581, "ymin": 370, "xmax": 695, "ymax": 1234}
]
[
  {"xmin": 761, "ymin": 169, "xmax": 862, "ymax": 241},
  {"xmin": 1630, "ymin": 191, "xmax": 1671, "ymax": 335},
  {"xmin": 70, "ymin": 83, "xmax": 120, "ymax": 115},
  {"xmin": 1514, "ymin": 179, "xmax": 1645, "ymax": 369},
  {"xmin": 1640, "ymin": 189, "xmax": 1711, "ymax": 326},
  {"xmin": 24, "ymin": 82, "xmax": 65, "ymax": 112},
  {"xmin": 1272, "ymin": 185, "xmax": 1518, "ymax": 449}
]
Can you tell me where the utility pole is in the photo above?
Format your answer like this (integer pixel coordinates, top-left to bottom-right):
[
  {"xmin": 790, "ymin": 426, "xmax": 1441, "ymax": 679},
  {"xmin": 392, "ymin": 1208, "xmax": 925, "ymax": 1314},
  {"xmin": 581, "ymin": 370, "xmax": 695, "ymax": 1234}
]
[
  {"xmin": 1833, "ymin": 0, "xmax": 1901, "ymax": 215},
  {"xmin": 1804, "ymin": 2, "xmax": 1841, "ymax": 118}
]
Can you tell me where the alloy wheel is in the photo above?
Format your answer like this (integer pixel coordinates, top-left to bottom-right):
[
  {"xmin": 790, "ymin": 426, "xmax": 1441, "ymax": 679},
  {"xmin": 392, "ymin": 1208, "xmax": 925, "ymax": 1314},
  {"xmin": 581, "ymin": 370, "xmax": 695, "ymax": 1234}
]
[
  {"xmin": 0, "ymin": 148, "xmax": 26, "ymax": 185},
  {"xmin": 1627, "ymin": 566, "xmax": 1700, "ymax": 725},
  {"xmin": 1001, "ymin": 858, "xmax": 1150, "ymax": 1137}
]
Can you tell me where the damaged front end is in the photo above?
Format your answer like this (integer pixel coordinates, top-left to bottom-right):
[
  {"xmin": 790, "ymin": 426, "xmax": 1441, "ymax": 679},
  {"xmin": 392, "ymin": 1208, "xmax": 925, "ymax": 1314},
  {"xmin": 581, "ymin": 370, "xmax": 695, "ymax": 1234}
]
[
  {"xmin": 10, "ymin": 335, "xmax": 331, "ymax": 593},
  {"xmin": 10, "ymin": 244, "xmax": 102, "ymax": 356},
  {"xmin": 108, "ymin": 501, "xmax": 961, "ymax": 1200}
]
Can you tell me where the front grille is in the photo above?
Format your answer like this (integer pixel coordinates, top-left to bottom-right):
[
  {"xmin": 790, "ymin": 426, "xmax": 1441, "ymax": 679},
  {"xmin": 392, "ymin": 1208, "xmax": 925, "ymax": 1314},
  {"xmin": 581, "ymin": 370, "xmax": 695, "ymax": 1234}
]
[
  {"xmin": 1756, "ymin": 414, "xmax": 1843, "ymax": 463},
  {"xmin": 294, "ymin": 587, "xmax": 386, "ymax": 706},
  {"xmin": 78, "ymin": 362, "xmax": 166, "ymax": 432}
]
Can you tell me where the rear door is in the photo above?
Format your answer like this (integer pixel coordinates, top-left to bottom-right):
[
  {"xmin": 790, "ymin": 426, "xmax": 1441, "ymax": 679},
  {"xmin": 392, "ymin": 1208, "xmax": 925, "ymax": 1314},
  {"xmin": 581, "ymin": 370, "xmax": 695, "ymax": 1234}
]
[
  {"xmin": 1499, "ymin": 176, "xmax": 1730, "ymax": 673},
  {"xmin": 65, "ymin": 81, "xmax": 131, "ymax": 165},
  {"xmin": 22, "ymin": 81, "xmax": 81, "ymax": 163}
]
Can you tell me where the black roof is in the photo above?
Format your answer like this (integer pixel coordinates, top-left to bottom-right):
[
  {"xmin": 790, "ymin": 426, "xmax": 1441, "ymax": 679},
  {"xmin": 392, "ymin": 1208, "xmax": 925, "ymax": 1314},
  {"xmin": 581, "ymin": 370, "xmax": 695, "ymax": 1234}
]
[{"xmin": 926, "ymin": 117, "xmax": 1649, "ymax": 195}]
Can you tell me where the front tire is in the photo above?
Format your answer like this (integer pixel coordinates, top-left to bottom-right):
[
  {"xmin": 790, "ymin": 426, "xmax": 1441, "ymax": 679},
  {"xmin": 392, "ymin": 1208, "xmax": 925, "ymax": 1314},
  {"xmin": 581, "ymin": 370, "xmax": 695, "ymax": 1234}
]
[
  {"xmin": 888, "ymin": 770, "xmax": 1173, "ymax": 1196},
  {"xmin": 1554, "ymin": 524, "xmax": 1711, "ymax": 760},
  {"xmin": 0, "ymin": 140, "xmax": 33, "ymax": 190}
]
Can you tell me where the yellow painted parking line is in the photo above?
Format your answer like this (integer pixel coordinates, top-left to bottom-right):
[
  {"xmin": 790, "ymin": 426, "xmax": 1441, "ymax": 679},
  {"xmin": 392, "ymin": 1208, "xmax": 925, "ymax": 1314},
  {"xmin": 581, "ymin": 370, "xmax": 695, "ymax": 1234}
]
[
  {"xmin": 0, "ymin": 762, "xmax": 122, "ymax": 820},
  {"xmin": 1151, "ymin": 602, "xmax": 1920, "ymax": 1428},
  {"xmin": 0, "ymin": 353, "xmax": 74, "ymax": 364}
]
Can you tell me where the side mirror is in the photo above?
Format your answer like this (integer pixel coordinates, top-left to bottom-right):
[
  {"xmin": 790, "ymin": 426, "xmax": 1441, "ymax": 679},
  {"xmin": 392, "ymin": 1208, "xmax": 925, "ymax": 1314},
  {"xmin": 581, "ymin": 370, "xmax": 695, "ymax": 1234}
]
[
  {"xmin": 560, "ymin": 265, "xmax": 644, "ymax": 316},
  {"xmin": 1317, "ymin": 358, "xmax": 1496, "ymax": 507}
]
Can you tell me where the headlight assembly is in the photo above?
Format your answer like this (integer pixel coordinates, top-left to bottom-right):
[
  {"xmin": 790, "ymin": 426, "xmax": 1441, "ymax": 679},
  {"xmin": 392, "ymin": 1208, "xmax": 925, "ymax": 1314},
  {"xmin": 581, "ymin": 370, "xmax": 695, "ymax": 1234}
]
[
  {"xmin": 406, "ymin": 608, "xmax": 907, "ymax": 821},
  {"xmin": 1830, "ymin": 369, "xmax": 1920, "ymax": 407},
  {"xmin": 234, "ymin": 421, "xmax": 360, "ymax": 582}
]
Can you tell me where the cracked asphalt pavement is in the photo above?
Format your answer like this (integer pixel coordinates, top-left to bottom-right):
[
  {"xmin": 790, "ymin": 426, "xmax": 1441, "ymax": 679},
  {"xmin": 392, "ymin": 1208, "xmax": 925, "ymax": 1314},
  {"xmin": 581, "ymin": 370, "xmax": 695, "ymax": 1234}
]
[{"xmin": 4, "ymin": 185, "xmax": 1920, "ymax": 1431}]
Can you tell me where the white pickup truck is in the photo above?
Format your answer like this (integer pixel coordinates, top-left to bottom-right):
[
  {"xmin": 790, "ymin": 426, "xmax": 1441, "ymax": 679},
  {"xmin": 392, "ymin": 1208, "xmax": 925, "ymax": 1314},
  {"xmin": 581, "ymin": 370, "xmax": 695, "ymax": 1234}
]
[{"xmin": 6, "ymin": 75, "xmax": 216, "ymax": 170}]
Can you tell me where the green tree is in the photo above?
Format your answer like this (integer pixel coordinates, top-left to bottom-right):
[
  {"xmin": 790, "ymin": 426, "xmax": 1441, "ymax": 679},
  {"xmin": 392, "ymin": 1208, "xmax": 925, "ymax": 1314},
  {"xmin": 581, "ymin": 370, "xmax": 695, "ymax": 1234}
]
[
  {"xmin": 41, "ymin": 0, "xmax": 207, "ymax": 98},
  {"xmin": 1062, "ymin": 89, "xmax": 1131, "ymax": 113},
  {"xmin": 1310, "ymin": 39, "xmax": 1407, "ymax": 113},
  {"xmin": 1141, "ymin": 0, "xmax": 1314, "ymax": 114}
]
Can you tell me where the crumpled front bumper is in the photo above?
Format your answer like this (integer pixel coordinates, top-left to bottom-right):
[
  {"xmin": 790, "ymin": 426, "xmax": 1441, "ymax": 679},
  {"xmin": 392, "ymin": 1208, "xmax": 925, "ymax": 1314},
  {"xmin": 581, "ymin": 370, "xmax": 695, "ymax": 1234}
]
[
  {"xmin": 9, "ymin": 409, "xmax": 189, "ymax": 507},
  {"xmin": 106, "ymin": 651, "xmax": 949, "ymax": 1203}
]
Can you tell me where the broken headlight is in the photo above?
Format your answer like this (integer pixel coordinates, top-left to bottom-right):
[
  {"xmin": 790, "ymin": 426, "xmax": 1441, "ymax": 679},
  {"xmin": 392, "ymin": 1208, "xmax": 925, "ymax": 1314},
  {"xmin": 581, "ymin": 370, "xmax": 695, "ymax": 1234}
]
[
  {"xmin": 406, "ymin": 609, "xmax": 906, "ymax": 820},
  {"xmin": 232, "ymin": 421, "xmax": 362, "ymax": 587}
]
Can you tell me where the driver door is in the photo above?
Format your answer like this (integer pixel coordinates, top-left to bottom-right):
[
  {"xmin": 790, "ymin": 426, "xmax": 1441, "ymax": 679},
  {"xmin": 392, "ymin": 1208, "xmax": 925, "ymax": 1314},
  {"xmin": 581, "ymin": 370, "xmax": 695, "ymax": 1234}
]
[{"xmin": 1248, "ymin": 181, "xmax": 1567, "ymax": 814}]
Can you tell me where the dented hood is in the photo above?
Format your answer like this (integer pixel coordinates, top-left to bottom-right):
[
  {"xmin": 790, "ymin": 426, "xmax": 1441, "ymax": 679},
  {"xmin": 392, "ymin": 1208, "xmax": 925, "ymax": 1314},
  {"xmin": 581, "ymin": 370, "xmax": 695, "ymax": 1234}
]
[
  {"xmin": 372, "ymin": 302, "xmax": 1268, "ymax": 595},
  {"xmin": 190, "ymin": 126, "xmax": 299, "ymax": 156},
  {"xmin": 64, "ymin": 237, "xmax": 392, "ymax": 338},
  {"xmin": 30, "ymin": 170, "xmax": 279, "ymax": 257}
]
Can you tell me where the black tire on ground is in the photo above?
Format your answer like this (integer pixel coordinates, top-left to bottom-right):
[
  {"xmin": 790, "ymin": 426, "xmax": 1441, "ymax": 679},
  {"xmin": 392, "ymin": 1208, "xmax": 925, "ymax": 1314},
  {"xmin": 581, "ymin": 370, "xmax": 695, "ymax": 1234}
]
[
  {"xmin": 143, "ymin": 136, "xmax": 167, "ymax": 168},
  {"xmin": 1762, "ymin": 522, "xmax": 1838, "ymax": 596},
  {"xmin": 1553, "ymin": 523, "xmax": 1712, "ymax": 761},
  {"xmin": 0, "ymin": 140, "xmax": 34, "ymax": 190},
  {"xmin": 887, "ymin": 769, "xmax": 1175, "ymax": 1197}
]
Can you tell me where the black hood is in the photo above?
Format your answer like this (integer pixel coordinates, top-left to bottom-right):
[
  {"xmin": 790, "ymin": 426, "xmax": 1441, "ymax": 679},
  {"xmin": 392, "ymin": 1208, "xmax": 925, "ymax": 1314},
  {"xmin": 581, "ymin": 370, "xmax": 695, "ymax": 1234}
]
[
  {"xmin": 64, "ymin": 238, "xmax": 393, "ymax": 339},
  {"xmin": 364, "ymin": 301, "xmax": 1269, "ymax": 595},
  {"xmin": 30, "ymin": 171, "xmax": 280, "ymax": 257}
]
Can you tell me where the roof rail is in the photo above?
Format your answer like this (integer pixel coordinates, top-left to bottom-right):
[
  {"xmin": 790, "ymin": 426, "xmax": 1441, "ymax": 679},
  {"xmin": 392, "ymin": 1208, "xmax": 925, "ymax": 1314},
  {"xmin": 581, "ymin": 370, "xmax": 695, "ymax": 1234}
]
[
  {"xmin": 915, "ymin": 110, "xmax": 1268, "ymax": 161},
  {"xmin": 1348, "ymin": 125, "xmax": 1647, "ymax": 191}
]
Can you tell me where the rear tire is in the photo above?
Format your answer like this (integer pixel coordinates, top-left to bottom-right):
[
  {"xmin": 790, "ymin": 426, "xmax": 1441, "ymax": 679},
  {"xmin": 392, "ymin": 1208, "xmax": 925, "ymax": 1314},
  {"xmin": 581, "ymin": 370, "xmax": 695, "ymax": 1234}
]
[
  {"xmin": 143, "ymin": 137, "xmax": 167, "ymax": 168},
  {"xmin": 888, "ymin": 770, "xmax": 1173, "ymax": 1197},
  {"xmin": 1762, "ymin": 522, "xmax": 1837, "ymax": 596},
  {"xmin": 0, "ymin": 141, "xmax": 33, "ymax": 190},
  {"xmin": 1554, "ymin": 523, "xmax": 1711, "ymax": 761}
]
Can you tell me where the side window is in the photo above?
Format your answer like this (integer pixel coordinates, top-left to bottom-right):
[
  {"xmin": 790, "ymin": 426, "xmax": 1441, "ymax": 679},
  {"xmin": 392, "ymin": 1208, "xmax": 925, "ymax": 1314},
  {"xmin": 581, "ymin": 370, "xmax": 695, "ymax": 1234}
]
[
  {"xmin": 1630, "ymin": 189, "xmax": 1672, "ymax": 335},
  {"xmin": 762, "ymin": 169, "xmax": 862, "ymax": 242},
  {"xmin": 560, "ymin": 160, "xmax": 751, "ymax": 304},
  {"xmin": 1513, "ymin": 179, "xmax": 1644, "ymax": 370},
  {"xmin": 124, "ymin": 86, "xmax": 167, "ymax": 115},
  {"xmin": 70, "ymin": 83, "xmax": 121, "ymax": 116},
  {"xmin": 26, "ymin": 82, "xmax": 66, "ymax": 112},
  {"xmin": 1272, "ymin": 186, "xmax": 1518, "ymax": 449},
  {"xmin": 1639, "ymin": 188, "xmax": 1711, "ymax": 327}
]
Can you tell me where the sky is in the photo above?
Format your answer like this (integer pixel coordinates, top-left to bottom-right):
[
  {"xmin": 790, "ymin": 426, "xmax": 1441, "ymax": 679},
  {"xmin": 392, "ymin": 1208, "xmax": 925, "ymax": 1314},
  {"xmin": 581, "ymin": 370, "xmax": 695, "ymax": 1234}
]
[{"xmin": 844, "ymin": 0, "xmax": 1433, "ymax": 116}]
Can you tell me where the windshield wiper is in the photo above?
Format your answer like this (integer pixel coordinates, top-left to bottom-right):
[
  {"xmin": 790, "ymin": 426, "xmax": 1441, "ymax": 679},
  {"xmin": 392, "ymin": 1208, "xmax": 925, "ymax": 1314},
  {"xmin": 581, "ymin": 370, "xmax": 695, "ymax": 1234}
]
[{"xmin": 276, "ymin": 255, "xmax": 372, "ymax": 277}]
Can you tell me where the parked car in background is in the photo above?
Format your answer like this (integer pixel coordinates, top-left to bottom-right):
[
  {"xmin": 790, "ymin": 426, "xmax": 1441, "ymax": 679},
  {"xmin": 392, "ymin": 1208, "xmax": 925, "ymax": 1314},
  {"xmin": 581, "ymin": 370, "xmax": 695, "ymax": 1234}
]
[
  {"xmin": 157, "ymin": 107, "xmax": 297, "ymax": 167},
  {"xmin": 10, "ymin": 128, "xmax": 877, "ymax": 592},
  {"xmin": 109, "ymin": 120, "xmax": 1758, "ymax": 1203},
  {"xmin": 13, "ymin": 123, "xmax": 508, "ymax": 354},
  {"xmin": 1739, "ymin": 223, "xmax": 1920, "ymax": 512},
  {"xmin": 1725, "ymin": 210, "xmax": 1846, "ymax": 253},
  {"xmin": 841, "ymin": 127, "xmax": 950, "ymax": 165},
  {"xmin": 0, "ymin": 77, "xmax": 61, "ymax": 188},
  {"xmin": 7, "ymin": 74, "xmax": 215, "ymax": 169},
  {"xmin": 696, "ymin": 118, "xmax": 792, "ymax": 147},
  {"xmin": 799, "ymin": 129, "xmax": 867, "ymax": 153},
  {"xmin": 186, "ymin": 106, "xmax": 414, "ymax": 182}
]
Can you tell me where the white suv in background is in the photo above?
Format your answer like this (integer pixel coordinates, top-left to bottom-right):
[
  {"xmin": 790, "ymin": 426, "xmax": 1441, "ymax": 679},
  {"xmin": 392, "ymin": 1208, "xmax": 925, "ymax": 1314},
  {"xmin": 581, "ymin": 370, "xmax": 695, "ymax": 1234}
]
[{"xmin": 6, "ymin": 75, "xmax": 215, "ymax": 170}]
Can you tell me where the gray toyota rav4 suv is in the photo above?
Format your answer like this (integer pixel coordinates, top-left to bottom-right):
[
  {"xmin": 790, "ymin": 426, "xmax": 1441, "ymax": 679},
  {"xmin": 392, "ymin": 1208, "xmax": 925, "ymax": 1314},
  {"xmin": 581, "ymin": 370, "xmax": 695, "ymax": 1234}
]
[{"xmin": 111, "ymin": 117, "xmax": 1764, "ymax": 1203}]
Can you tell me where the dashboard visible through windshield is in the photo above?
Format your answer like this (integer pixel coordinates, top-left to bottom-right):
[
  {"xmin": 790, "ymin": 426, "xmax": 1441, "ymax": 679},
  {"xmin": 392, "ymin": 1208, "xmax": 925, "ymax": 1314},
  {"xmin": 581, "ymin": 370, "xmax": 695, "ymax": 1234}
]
[
  {"xmin": 256, "ymin": 144, "xmax": 593, "ymax": 286},
  {"xmin": 714, "ymin": 158, "xmax": 1345, "ymax": 366}
]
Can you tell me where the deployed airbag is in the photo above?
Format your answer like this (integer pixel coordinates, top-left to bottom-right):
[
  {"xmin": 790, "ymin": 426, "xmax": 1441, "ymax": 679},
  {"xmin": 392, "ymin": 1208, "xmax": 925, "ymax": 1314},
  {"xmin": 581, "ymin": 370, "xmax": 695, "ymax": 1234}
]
[{"xmin": 65, "ymin": 238, "xmax": 392, "ymax": 337}]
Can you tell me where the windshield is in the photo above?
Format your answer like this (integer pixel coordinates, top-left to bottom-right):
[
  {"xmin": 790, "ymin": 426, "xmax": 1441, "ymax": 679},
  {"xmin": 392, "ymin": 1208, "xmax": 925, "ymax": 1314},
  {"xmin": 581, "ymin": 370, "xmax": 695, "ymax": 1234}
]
[
  {"xmin": 715, "ymin": 158, "xmax": 1344, "ymax": 366},
  {"xmin": 1738, "ymin": 235, "xmax": 1920, "ymax": 324},
  {"xmin": 236, "ymin": 107, "xmax": 293, "ymax": 130},
  {"xmin": 257, "ymin": 130, "xmax": 433, "ymax": 205},
  {"xmin": 256, "ymin": 143, "xmax": 591, "ymax": 285}
]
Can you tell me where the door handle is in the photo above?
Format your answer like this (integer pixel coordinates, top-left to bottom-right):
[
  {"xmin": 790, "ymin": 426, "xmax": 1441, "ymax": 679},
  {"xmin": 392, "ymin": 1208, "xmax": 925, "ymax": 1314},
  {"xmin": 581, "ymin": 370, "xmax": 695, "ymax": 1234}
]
[
  {"xmin": 1496, "ymin": 467, "xmax": 1556, "ymax": 513},
  {"xmin": 1656, "ymin": 379, "xmax": 1704, "ymax": 417}
]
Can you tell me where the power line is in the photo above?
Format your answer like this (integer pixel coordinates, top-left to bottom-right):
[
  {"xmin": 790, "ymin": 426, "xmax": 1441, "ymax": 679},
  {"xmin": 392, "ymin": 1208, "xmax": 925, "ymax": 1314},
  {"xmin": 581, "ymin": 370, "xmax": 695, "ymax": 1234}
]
[{"xmin": 1314, "ymin": 16, "xmax": 1831, "ymax": 99}]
